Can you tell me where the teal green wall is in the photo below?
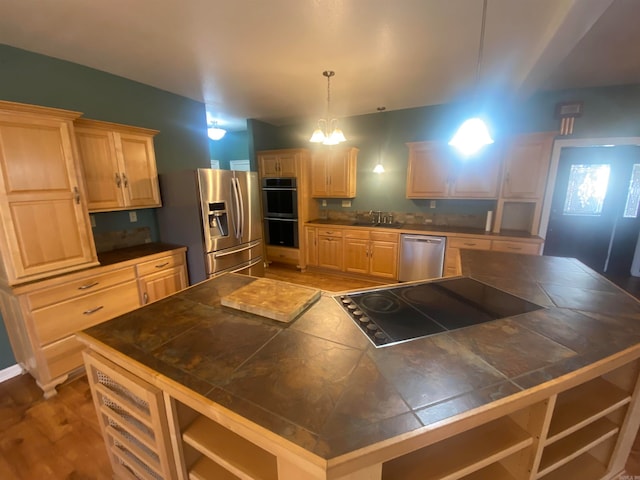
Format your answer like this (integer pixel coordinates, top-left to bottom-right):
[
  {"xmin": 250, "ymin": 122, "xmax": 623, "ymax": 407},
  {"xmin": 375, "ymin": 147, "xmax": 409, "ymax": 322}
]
[
  {"xmin": 209, "ymin": 130, "xmax": 251, "ymax": 170},
  {"xmin": 250, "ymin": 85, "xmax": 640, "ymax": 216},
  {"xmin": 0, "ymin": 44, "xmax": 211, "ymax": 370}
]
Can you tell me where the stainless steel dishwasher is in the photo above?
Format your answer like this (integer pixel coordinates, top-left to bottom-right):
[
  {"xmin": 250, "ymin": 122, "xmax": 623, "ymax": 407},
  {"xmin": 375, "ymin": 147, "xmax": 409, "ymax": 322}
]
[{"xmin": 399, "ymin": 234, "xmax": 446, "ymax": 281}]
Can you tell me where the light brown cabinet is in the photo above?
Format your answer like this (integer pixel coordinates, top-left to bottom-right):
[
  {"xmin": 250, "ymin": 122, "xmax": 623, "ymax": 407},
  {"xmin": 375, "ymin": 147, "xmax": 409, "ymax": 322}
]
[
  {"xmin": 0, "ymin": 247, "xmax": 187, "ymax": 398},
  {"xmin": 493, "ymin": 132, "xmax": 556, "ymax": 235},
  {"xmin": 344, "ymin": 230, "xmax": 399, "ymax": 279},
  {"xmin": 75, "ymin": 118, "xmax": 161, "ymax": 212},
  {"xmin": 311, "ymin": 147, "xmax": 358, "ymax": 198},
  {"xmin": 258, "ymin": 150, "xmax": 298, "ymax": 177},
  {"xmin": 317, "ymin": 228, "xmax": 343, "ymax": 270},
  {"xmin": 304, "ymin": 226, "xmax": 318, "ymax": 267},
  {"xmin": 0, "ymin": 101, "xmax": 98, "ymax": 285},
  {"xmin": 406, "ymin": 141, "xmax": 500, "ymax": 199},
  {"xmin": 136, "ymin": 251, "xmax": 188, "ymax": 305}
]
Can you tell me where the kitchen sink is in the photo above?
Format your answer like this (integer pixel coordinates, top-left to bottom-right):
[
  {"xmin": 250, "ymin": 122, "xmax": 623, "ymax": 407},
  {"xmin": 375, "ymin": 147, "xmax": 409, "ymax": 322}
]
[{"xmin": 351, "ymin": 222, "xmax": 404, "ymax": 229}]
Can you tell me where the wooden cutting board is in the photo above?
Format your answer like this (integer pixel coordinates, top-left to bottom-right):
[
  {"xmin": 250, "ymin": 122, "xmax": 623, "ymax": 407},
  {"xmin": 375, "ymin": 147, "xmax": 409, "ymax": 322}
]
[{"xmin": 220, "ymin": 277, "xmax": 321, "ymax": 323}]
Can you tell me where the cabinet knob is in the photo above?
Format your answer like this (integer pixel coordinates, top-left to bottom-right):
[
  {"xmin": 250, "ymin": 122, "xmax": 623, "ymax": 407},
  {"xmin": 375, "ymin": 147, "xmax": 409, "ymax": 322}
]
[
  {"xmin": 143, "ymin": 292, "xmax": 149, "ymax": 304},
  {"xmin": 122, "ymin": 173, "xmax": 129, "ymax": 188},
  {"xmin": 115, "ymin": 172, "xmax": 122, "ymax": 187},
  {"xmin": 73, "ymin": 186, "xmax": 81, "ymax": 205}
]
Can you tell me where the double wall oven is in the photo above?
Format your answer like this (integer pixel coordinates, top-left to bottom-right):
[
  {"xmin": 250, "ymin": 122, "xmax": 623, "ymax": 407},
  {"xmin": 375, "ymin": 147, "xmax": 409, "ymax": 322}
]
[{"xmin": 262, "ymin": 177, "xmax": 299, "ymax": 248}]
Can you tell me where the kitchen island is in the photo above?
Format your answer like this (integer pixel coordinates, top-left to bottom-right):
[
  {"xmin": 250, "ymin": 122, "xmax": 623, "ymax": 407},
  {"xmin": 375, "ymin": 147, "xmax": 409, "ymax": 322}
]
[{"xmin": 77, "ymin": 250, "xmax": 640, "ymax": 480}]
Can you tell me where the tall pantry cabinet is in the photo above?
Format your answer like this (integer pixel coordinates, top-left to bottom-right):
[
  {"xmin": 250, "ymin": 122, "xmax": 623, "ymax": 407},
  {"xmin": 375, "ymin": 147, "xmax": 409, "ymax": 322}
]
[{"xmin": 0, "ymin": 101, "xmax": 98, "ymax": 285}]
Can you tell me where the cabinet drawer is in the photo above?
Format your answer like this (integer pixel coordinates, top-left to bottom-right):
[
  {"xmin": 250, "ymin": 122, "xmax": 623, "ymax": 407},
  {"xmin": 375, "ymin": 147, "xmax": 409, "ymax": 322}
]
[
  {"xmin": 344, "ymin": 229, "xmax": 370, "ymax": 239},
  {"xmin": 32, "ymin": 280, "xmax": 140, "ymax": 346},
  {"xmin": 42, "ymin": 335, "xmax": 85, "ymax": 379},
  {"xmin": 448, "ymin": 237, "xmax": 492, "ymax": 250},
  {"xmin": 317, "ymin": 228, "xmax": 343, "ymax": 237},
  {"xmin": 492, "ymin": 241, "xmax": 541, "ymax": 255},
  {"xmin": 371, "ymin": 231, "xmax": 398, "ymax": 242},
  {"xmin": 27, "ymin": 267, "xmax": 136, "ymax": 310},
  {"xmin": 136, "ymin": 252, "xmax": 184, "ymax": 277}
]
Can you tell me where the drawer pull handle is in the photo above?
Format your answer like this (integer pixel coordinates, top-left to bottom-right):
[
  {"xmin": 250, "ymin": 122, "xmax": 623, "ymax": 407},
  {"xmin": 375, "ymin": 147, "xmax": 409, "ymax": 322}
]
[
  {"xmin": 155, "ymin": 262, "xmax": 170, "ymax": 268},
  {"xmin": 508, "ymin": 246, "xmax": 522, "ymax": 250},
  {"xmin": 143, "ymin": 292, "xmax": 149, "ymax": 304},
  {"xmin": 463, "ymin": 243, "xmax": 477, "ymax": 246},
  {"xmin": 78, "ymin": 282, "xmax": 99, "ymax": 290},
  {"xmin": 83, "ymin": 305, "xmax": 104, "ymax": 315}
]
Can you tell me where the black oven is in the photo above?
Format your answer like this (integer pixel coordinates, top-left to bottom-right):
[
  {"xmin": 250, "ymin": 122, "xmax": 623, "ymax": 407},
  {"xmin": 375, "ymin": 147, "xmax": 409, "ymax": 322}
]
[
  {"xmin": 262, "ymin": 178, "xmax": 298, "ymax": 218},
  {"xmin": 264, "ymin": 217, "xmax": 299, "ymax": 248}
]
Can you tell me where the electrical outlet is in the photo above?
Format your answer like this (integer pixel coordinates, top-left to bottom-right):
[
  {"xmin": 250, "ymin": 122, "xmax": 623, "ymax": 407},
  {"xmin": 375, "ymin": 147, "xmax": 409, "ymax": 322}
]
[
  {"xmin": 129, "ymin": 211, "xmax": 137, "ymax": 222},
  {"xmin": 430, "ymin": 200, "xmax": 437, "ymax": 209},
  {"xmin": 90, "ymin": 215, "xmax": 96, "ymax": 227},
  {"xmin": 322, "ymin": 199, "xmax": 327, "ymax": 207},
  {"xmin": 341, "ymin": 200, "xmax": 352, "ymax": 208}
]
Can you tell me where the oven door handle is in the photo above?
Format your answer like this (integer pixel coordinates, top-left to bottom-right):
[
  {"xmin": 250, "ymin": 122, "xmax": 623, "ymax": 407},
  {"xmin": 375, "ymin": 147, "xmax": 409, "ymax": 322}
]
[
  {"xmin": 264, "ymin": 217, "xmax": 298, "ymax": 222},
  {"xmin": 262, "ymin": 187, "xmax": 297, "ymax": 191}
]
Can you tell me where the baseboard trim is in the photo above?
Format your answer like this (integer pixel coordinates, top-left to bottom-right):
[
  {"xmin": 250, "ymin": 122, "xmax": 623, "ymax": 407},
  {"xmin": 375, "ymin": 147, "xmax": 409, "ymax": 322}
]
[{"xmin": 0, "ymin": 364, "xmax": 23, "ymax": 383}]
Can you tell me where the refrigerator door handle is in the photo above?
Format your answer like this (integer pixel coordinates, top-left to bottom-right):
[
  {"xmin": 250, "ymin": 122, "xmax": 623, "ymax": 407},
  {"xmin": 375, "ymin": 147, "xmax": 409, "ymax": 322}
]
[
  {"xmin": 235, "ymin": 177, "xmax": 246, "ymax": 239},
  {"xmin": 231, "ymin": 177, "xmax": 242, "ymax": 239}
]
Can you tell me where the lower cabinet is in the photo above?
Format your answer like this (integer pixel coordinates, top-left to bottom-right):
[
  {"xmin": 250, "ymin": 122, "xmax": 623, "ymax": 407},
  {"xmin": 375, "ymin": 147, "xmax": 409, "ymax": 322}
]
[
  {"xmin": 136, "ymin": 251, "xmax": 188, "ymax": 305},
  {"xmin": 83, "ymin": 350, "xmax": 177, "ymax": 480},
  {"xmin": 0, "ymin": 247, "xmax": 188, "ymax": 398},
  {"xmin": 344, "ymin": 230, "xmax": 398, "ymax": 280},
  {"xmin": 81, "ymin": 346, "xmax": 640, "ymax": 480},
  {"xmin": 317, "ymin": 228, "xmax": 344, "ymax": 270}
]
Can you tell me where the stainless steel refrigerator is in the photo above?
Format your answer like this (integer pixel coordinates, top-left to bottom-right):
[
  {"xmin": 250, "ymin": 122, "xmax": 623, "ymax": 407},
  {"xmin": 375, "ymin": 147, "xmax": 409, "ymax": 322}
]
[{"xmin": 157, "ymin": 169, "xmax": 264, "ymax": 284}]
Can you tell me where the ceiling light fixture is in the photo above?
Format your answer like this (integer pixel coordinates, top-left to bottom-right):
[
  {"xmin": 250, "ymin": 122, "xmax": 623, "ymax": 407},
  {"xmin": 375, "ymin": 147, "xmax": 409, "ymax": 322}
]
[
  {"xmin": 310, "ymin": 70, "xmax": 347, "ymax": 146},
  {"xmin": 207, "ymin": 121, "xmax": 226, "ymax": 141},
  {"xmin": 448, "ymin": 0, "xmax": 494, "ymax": 156},
  {"xmin": 373, "ymin": 106, "xmax": 386, "ymax": 173}
]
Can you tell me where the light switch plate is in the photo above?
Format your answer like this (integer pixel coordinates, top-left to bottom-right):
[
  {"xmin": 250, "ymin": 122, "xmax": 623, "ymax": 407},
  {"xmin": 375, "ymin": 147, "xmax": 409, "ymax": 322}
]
[
  {"xmin": 341, "ymin": 200, "xmax": 351, "ymax": 208},
  {"xmin": 129, "ymin": 211, "xmax": 137, "ymax": 222},
  {"xmin": 322, "ymin": 200, "xmax": 327, "ymax": 206},
  {"xmin": 430, "ymin": 200, "xmax": 437, "ymax": 209},
  {"xmin": 90, "ymin": 215, "xmax": 96, "ymax": 227}
]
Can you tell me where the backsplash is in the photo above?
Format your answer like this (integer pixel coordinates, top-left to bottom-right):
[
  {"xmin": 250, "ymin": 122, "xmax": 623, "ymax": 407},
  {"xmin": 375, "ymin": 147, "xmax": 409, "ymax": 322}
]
[
  {"xmin": 319, "ymin": 209, "xmax": 489, "ymax": 229},
  {"xmin": 93, "ymin": 227, "xmax": 152, "ymax": 253}
]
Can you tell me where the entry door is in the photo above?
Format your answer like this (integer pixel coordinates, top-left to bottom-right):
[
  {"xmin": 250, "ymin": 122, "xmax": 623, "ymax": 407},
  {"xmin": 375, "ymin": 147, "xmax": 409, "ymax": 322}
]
[{"xmin": 544, "ymin": 146, "xmax": 640, "ymax": 275}]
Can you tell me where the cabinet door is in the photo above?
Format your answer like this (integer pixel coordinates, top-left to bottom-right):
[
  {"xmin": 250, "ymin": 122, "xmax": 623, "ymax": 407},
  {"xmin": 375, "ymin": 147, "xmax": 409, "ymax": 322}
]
[
  {"xmin": 0, "ymin": 110, "xmax": 97, "ymax": 284},
  {"xmin": 501, "ymin": 132, "xmax": 554, "ymax": 199},
  {"xmin": 139, "ymin": 266, "xmax": 187, "ymax": 305},
  {"xmin": 344, "ymin": 237, "xmax": 369, "ymax": 275},
  {"xmin": 75, "ymin": 126, "xmax": 124, "ymax": 210},
  {"xmin": 450, "ymin": 146, "xmax": 500, "ymax": 198},
  {"xmin": 259, "ymin": 154, "xmax": 281, "ymax": 177},
  {"xmin": 276, "ymin": 153, "xmax": 298, "ymax": 177},
  {"xmin": 311, "ymin": 150, "xmax": 329, "ymax": 197},
  {"xmin": 317, "ymin": 236, "xmax": 343, "ymax": 270},
  {"xmin": 406, "ymin": 142, "xmax": 450, "ymax": 198},
  {"xmin": 117, "ymin": 132, "xmax": 162, "ymax": 208},
  {"xmin": 369, "ymin": 240, "xmax": 398, "ymax": 279},
  {"xmin": 327, "ymin": 148, "xmax": 357, "ymax": 198},
  {"xmin": 305, "ymin": 227, "xmax": 318, "ymax": 267}
]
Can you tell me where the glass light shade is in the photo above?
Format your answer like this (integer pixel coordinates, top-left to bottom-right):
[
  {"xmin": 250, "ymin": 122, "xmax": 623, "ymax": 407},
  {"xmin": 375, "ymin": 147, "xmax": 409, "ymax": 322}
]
[
  {"xmin": 373, "ymin": 163, "xmax": 385, "ymax": 174},
  {"xmin": 309, "ymin": 127, "xmax": 326, "ymax": 143},
  {"xmin": 208, "ymin": 126, "xmax": 226, "ymax": 141},
  {"xmin": 448, "ymin": 117, "xmax": 494, "ymax": 156}
]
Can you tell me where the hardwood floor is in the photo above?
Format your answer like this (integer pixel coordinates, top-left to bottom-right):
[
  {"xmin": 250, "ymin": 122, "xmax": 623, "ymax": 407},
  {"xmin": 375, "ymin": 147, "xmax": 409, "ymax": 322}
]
[{"xmin": 1, "ymin": 264, "xmax": 640, "ymax": 478}]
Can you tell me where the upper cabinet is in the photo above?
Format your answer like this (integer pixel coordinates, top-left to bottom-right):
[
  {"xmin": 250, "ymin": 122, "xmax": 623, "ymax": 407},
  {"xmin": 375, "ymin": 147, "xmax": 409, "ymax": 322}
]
[
  {"xmin": 311, "ymin": 147, "xmax": 358, "ymax": 198},
  {"xmin": 0, "ymin": 101, "xmax": 98, "ymax": 285},
  {"xmin": 500, "ymin": 132, "xmax": 555, "ymax": 199},
  {"xmin": 74, "ymin": 119, "xmax": 161, "ymax": 212},
  {"xmin": 258, "ymin": 150, "xmax": 298, "ymax": 177},
  {"xmin": 406, "ymin": 141, "xmax": 500, "ymax": 199}
]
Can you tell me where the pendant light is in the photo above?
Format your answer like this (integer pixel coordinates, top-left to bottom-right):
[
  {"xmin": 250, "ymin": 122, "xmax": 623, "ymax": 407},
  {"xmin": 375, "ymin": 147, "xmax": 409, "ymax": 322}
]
[
  {"xmin": 207, "ymin": 121, "xmax": 226, "ymax": 141},
  {"xmin": 373, "ymin": 106, "xmax": 386, "ymax": 173},
  {"xmin": 309, "ymin": 70, "xmax": 347, "ymax": 145},
  {"xmin": 448, "ymin": 0, "xmax": 494, "ymax": 156}
]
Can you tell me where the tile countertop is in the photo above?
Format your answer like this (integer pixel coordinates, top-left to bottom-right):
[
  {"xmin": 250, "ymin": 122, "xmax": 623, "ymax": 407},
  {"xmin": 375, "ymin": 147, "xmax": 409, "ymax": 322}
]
[
  {"xmin": 96, "ymin": 242, "xmax": 187, "ymax": 266},
  {"xmin": 306, "ymin": 219, "xmax": 541, "ymax": 240},
  {"xmin": 80, "ymin": 250, "xmax": 640, "ymax": 460}
]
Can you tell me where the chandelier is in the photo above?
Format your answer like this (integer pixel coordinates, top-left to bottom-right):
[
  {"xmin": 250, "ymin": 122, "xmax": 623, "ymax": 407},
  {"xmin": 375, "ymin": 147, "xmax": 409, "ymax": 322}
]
[
  {"xmin": 448, "ymin": 0, "xmax": 494, "ymax": 156},
  {"xmin": 309, "ymin": 70, "xmax": 347, "ymax": 145}
]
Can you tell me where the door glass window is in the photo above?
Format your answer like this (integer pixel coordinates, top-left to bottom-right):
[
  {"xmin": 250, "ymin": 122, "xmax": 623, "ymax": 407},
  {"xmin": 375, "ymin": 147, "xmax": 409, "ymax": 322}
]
[
  {"xmin": 623, "ymin": 163, "xmax": 640, "ymax": 218},
  {"xmin": 563, "ymin": 164, "xmax": 610, "ymax": 216}
]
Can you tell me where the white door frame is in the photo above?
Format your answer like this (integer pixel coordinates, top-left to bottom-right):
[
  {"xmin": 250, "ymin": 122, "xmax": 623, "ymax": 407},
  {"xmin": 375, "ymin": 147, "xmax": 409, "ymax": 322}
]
[{"xmin": 539, "ymin": 136, "xmax": 640, "ymax": 239}]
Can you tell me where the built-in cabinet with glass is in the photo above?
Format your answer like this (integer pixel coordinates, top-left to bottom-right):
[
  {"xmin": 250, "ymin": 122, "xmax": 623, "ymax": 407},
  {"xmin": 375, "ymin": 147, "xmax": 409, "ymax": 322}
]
[
  {"xmin": 0, "ymin": 101, "xmax": 98, "ymax": 286},
  {"xmin": 74, "ymin": 118, "xmax": 161, "ymax": 212}
]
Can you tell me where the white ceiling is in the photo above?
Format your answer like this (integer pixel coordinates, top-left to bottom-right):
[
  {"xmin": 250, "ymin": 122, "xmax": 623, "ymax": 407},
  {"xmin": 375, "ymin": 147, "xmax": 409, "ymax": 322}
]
[{"xmin": 1, "ymin": 0, "xmax": 639, "ymax": 131}]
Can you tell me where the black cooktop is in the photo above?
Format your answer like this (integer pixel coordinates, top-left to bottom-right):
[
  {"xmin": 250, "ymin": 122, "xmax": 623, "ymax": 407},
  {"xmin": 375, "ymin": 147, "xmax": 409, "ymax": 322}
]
[{"xmin": 335, "ymin": 277, "xmax": 544, "ymax": 347}]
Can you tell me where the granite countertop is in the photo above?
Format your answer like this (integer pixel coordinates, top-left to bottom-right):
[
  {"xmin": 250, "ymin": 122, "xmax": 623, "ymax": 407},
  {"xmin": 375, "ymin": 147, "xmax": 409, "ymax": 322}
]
[
  {"xmin": 306, "ymin": 219, "xmax": 541, "ymax": 240},
  {"xmin": 96, "ymin": 242, "xmax": 187, "ymax": 266},
  {"xmin": 81, "ymin": 249, "xmax": 640, "ymax": 460}
]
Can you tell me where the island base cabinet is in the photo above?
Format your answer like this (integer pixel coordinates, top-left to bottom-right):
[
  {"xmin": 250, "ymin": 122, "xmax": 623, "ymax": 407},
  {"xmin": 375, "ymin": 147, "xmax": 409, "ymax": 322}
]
[{"xmin": 83, "ymin": 350, "xmax": 177, "ymax": 480}]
